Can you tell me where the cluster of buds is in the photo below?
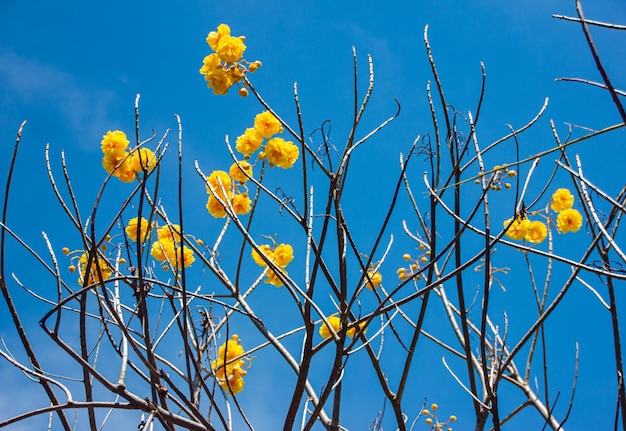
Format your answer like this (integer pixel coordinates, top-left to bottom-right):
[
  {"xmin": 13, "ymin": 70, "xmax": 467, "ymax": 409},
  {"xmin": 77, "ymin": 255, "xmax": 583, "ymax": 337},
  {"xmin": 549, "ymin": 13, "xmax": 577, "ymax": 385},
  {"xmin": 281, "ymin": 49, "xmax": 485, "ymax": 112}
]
[
  {"xmin": 397, "ymin": 245, "xmax": 430, "ymax": 281},
  {"xmin": 475, "ymin": 163, "xmax": 517, "ymax": 191},
  {"xmin": 423, "ymin": 403, "xmax": 457, "ymax": 431},
  {"xmin": 63, "ymin": 239, "xmax": 114, "ymax": 285},
  {"xmin": 199, "ymin": 24, "xmax": 261, "ymax": 96}
]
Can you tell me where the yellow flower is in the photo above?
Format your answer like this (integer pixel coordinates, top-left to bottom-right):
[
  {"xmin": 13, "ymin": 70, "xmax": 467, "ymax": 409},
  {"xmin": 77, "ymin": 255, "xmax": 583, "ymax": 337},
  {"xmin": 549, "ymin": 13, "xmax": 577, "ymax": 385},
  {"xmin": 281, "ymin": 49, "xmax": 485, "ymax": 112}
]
[
  {"xmin": 235, "ymin": 128, "xmax": 264, "ymax": 156},
  {"xmin": 525, "ymin": 220, "xmax": 547, "ymax": 244},
  {"xmin": 216, "ymin": 35, "xmax": 246, "ymax": 63},
  {"xmin": 129, "ymin": 148, "xmax": 156, "ymax": 173},
  {"xmin": 365, "ymin": 271, "xmax": 382, "ymax": 290},
  {"xmin": 251, "ymin": 241, "xmax": 294, "ymax": 286},
  {"xmin": 102, "ymin": 152, "xmax": 126, "ymax": 174},
  {"xmin": 206, "ymin": 170, "xmax": 232, "ymax": 197},
  {"xmin": 102, "ymin": 152, "xmax": 137, "ymax": 182},
  {"xmin": 557, "ymin": 208, "xmax": 583, "ymax": 233},
  {"xmin": 206, "ymin": 195, "xmax": 228, "ymax": 218},
  {"xmin": 253, "ymin": 111, "xmax": 283, "ymax": 138},
  {"xmin": 346, "ymin": 321, "xmax": 367, "ymax": 338},
  {"xmin": 211, "ymin": 334, "xmax": 248, "ymax": 395},
  {"xmin": 319, "ymin": 316, "xmax": 341, "ymax": 339},
  {"xmin": 264, "ymin": 268, "xmax": 286, "ymax": 287},
  {"xmin": 156, "ymin": 224, "xmax": 182, "ymax": 243},
  {"xmin": 503, "ymin": 218, "xmax": 530, "ymax": 240},
  {"xmin": 101, "ymin": 130, "xmax": 129, "ymax": 156},
  {"xmin": 151, "ymin": 239, "xmax": 174, "ymax": 262},
  {"xmin": 151, "ymin": 239, "xmax": 194, "ymax": 269},
  {"xmin": 206, "ymin": 68, "xmax": 234, "ymax": 95},
  {"xmin": 78, "ymin": 253, "xmax": 113, "ymax": 285},
  {"xmin": 251, "ymin": 244, "xmax": 274, "ymax": 267},
  {"xmin": 273, "ymin": 243, "xmax": 294, "ymax": 267},
  {"xmin": 199, "ymin": 53, "xmax": 221, "ymax": 76},
  {"xmin": 550, "ymin": 188, "xmax": 575, "ymax": 212},
  {"xmin": 229, "ymin": 161, "xmax": 253, "ymax": 183},
  {"xmin": 264, "ymin": 137, "xmax": 299, "ymax": 169},
  {"xmin": 231, "ymin": 193, "xmax": 252, "ymax": 215},
  {"xmin": 206, "ymin": 24, "xmax": 231, "ymax": 51},
  {"xmin": 126, "ymin": 217, "xmax": 152, "ymax": 242},
  {"xmin": 165, "ymin": 245, "xmax": 195, "ymax": 270}
]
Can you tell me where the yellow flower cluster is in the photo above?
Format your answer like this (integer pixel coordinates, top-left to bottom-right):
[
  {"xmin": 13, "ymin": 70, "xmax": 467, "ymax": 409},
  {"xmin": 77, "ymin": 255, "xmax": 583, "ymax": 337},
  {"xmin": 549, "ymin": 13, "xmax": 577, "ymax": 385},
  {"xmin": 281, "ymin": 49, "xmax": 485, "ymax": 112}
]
[
  {"xmin": 211, "ymin": 334, "xmax": 249, "ymax": 395},
  {"xmin": 503, "ymin": 188, "xmax": 583, "ymax": 244},
  {"xmin": 397, "ymin": 246, "xmax": 430, "ymax": 281},
  {"xmin": 100, "ymin": 130, "xmax": 156, "ymax": 183},
  {"xmin": 319, "ymin": 315, "xmax": 367, "ymax": 339},
  {"xmin": 205, "ymin": 166, "xmax": 252, "ymax": 218},
  {"xmin": 235, "ymin": 111, "xmax": 299, "ymax": 169},
  {"xmin": 150, "ymin": 224, "xmax": 196, "ymax": 271},
  {"xmin": 550, "ymin": 188, "xmax": 583, "ymax": 233},
  {"xmin": 251, "ymin": 240, "xmax": 294, "ymax": 286},
  {"xmin": 77, "ymin": 252, "xmax": 113, "ymax": 285},
  {"xmin": 423, "ymin": 402, "xmax": 456, "ymax": 431},
  {"xmin": 199, "ymin": 24, "xmax": 261, "ymax": 95},
  {"xmin": 503, "ymin": 217, "xmax": 547, "ymax": 244}
]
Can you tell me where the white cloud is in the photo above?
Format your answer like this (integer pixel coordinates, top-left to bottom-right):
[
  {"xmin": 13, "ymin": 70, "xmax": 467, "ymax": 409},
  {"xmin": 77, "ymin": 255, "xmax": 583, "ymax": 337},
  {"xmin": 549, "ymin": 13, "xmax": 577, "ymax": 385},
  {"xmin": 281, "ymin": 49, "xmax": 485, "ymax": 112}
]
[{"xmin": 0, "ymin": 47, "xmax": 119, "ymax": 147}]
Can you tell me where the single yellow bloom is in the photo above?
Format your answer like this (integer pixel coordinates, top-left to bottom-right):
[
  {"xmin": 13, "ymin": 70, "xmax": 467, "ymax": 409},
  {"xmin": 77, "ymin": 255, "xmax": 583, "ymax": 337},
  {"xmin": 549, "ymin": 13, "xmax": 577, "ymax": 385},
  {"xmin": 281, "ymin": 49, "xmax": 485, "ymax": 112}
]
[
  {"xmin": 503, "ymin": 218, "xmax": 530, "ymax": 241},
  {"xmin": 199, "ymin": 53, "xmax": 221, "ymax": 76},
  {"xmin": 229, "ymin": 160, "xmax": 253, "ymax": 183},
  {"xmin": 150, "ymin": 239, "xmax": 174, "ymax": 262},
  {"xmin": 78, "ymin": 253, "xmax": 113, "ymax": 285},
  {"xmin": 126, "ymin": 217, "xmax": 151, "ymax": 242},
  {"xmin": 216, "ymin": 35, "xmax": 246, "ymax": 63},
  {"xmin": 365, "ymin": 271, "xmax": 382, "ymax": 290},
  {"xmin": 273, "ymin": 243, "xmax": 294, "ymax": 267},
  {"xmin": 163, "ymin": 245, "xmax": 195, "ymax": 270},
  {"xmin": 101, "ymin": 130, "xmax": 129, "ymax": 156},
  {"xmin": 231, "ymin": 193, "xmax": 252, "ymax": 215},
  {"xmin": 550, "ymin": 188, "xmax": 575, "ymax": 212},
  {"xmin": 101, "ymin": 152, "xmax": 126, "ymax": 174},
  {"xmin": 206, "ymin": 195, "xmax": 228, "ymax": 218},
  {"xmin": 251, "ymin": 244, "xmax": 274, "ymax": 267},
  {"xmin": 346, "ymin": 321, "xmax": 367, "ymax": 338},
  {"xmin": 212, "ymin": 334, "xmax": 247, "ymax": 395},
  {"xmin": 264, "ymin": 137, "xmax": 299, "ymax": 169},
  {"xmin": 525, "ymin": 220, "xmax": 547, "ymax": 244},
  {"xmin": 557, "ymin": 208, "xmax": 583, "ymax": 233},
  {"xmin": 206, "ymin": 24, "xmax": 231, "ymax": 51},
  {"xmin": 264, "ymin": 268, "xmax": 286, "ymax": 287},
  {"xmin": 129, "ymin": 148, "xmax": 156, "ymax": 173},
  {"xmin": 206, "ymin": 68, "xmax": 234, "ymax": 95},
  {"xmin": 206, "ymin": 170, "xmax": 232, "ymax": 197},
  {"xmin": 235, "ymin": 128, "xmax": 264, "ymax": 156},
  {"xmin": 253, "ymin": 111, "xmax": 283, "ymax": 138},
  {"xmin": 319, "ymin": 316, "xmax": 341, "ymax": 339},
  {"xmin": 156, "ymin": 224, "xmax": 182, "ymax": 243}
]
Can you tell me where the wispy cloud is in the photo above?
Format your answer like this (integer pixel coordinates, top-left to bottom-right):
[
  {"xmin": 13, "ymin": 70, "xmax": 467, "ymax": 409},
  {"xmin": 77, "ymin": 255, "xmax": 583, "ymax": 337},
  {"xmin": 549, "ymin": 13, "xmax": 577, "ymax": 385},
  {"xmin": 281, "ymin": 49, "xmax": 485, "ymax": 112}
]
[{"xmin": 0, "ymin": 47, "xmax": 119, "ymax": 147}]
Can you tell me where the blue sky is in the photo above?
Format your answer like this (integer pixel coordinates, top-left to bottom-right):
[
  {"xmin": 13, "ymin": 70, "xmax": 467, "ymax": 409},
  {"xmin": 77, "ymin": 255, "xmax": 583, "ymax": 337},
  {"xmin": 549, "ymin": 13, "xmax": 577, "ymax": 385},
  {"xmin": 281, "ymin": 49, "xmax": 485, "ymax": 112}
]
[{"xmin": 1, "ymin": 1, "xmax": 626, "ymax": 430}]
